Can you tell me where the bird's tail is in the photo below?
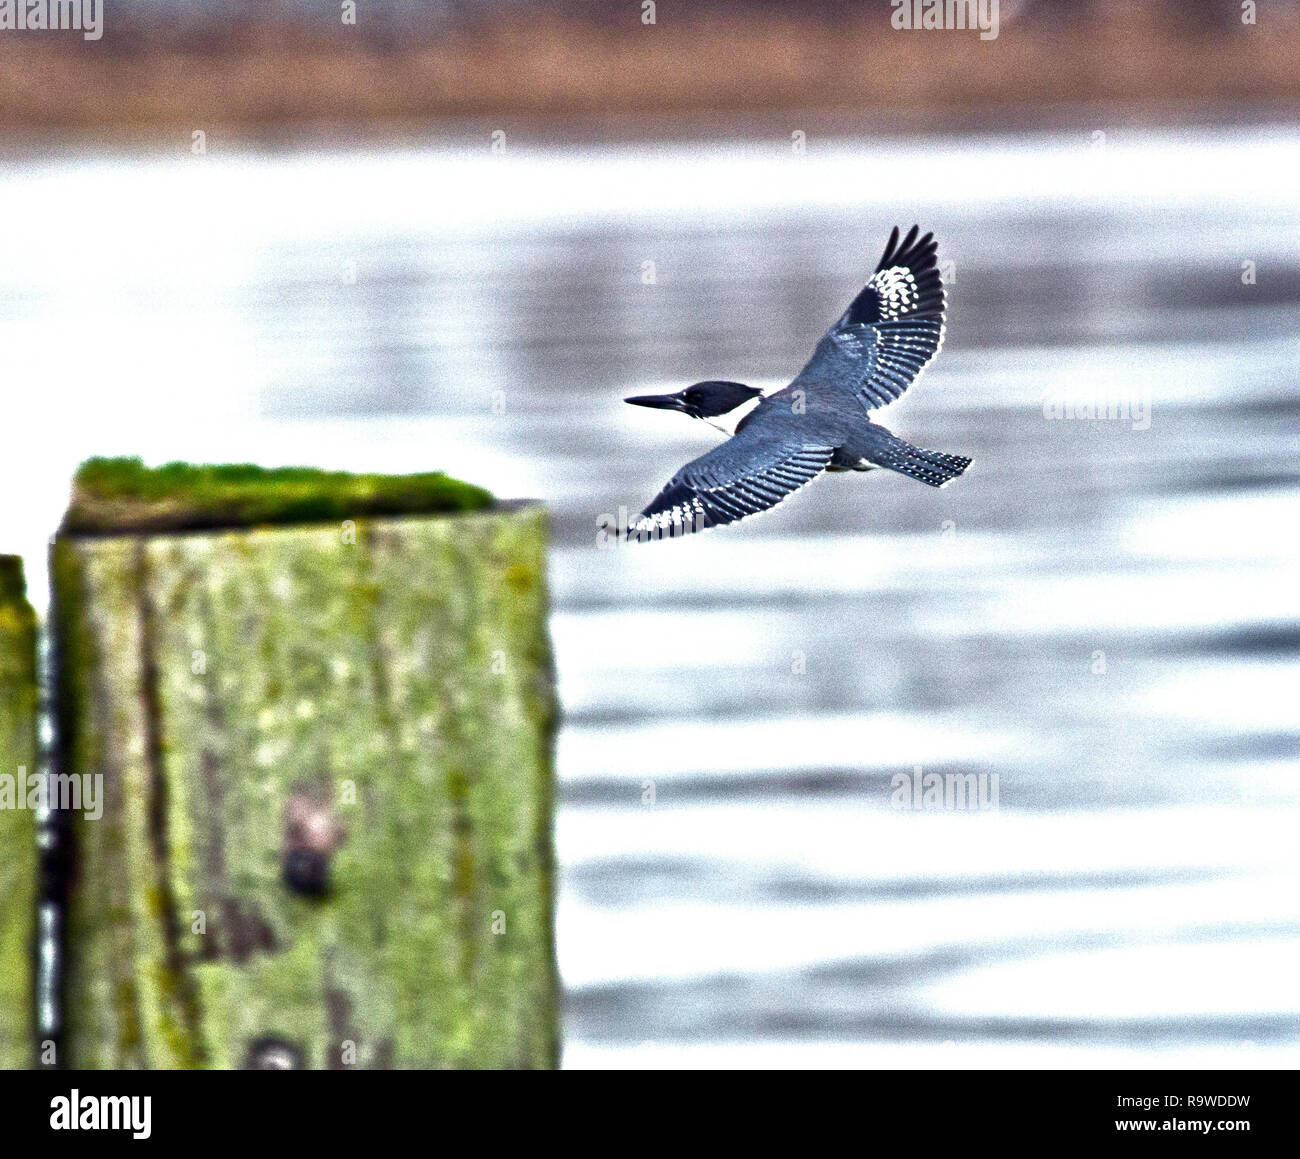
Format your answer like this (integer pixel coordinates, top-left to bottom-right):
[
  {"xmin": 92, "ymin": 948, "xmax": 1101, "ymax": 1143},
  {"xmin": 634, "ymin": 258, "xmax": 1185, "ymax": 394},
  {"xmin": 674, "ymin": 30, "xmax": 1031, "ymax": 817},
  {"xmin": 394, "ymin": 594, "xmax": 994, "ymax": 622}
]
[{"xmin": 876, "ymin": 437, "xmax": 971, "ymax": 488}]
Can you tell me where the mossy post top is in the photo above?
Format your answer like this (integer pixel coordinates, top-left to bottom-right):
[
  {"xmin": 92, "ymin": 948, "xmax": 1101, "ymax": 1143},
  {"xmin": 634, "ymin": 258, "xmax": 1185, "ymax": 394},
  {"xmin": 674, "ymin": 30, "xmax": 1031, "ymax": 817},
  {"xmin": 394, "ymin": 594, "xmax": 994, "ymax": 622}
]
[
  {"xmin": 61, "ymin": 457, "xmax": 498, "ymax": 537},
  {"xmin": 0, "ymin": 554, "xmax": 29, "ymax": 605}
]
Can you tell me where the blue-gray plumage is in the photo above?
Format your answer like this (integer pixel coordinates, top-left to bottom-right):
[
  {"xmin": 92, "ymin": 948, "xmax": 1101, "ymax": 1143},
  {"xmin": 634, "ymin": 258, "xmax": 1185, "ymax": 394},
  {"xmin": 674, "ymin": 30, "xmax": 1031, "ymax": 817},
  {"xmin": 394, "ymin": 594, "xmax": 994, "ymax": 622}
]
[{"xmin": 623, "ymin": 225, "xmax": 970, "ymax": 540}]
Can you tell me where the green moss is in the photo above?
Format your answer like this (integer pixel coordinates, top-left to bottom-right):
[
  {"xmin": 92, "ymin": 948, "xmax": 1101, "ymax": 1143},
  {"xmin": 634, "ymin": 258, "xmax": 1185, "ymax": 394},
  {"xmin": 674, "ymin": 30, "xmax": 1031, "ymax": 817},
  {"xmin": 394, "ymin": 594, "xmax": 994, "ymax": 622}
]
[
  {"xmin": 63, "ymin": 457, "xmax": 495, "ymax": 535},
  {"xmin": 0, "ymin": 554, "xmax": 27, "ymax": 605}
]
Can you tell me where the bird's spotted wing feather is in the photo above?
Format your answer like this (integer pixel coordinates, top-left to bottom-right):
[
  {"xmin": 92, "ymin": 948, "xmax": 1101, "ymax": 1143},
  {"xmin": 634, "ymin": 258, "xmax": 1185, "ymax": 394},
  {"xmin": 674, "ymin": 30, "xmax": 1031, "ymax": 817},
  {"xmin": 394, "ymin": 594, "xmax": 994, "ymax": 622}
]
[
  {"xmin": 628, "ymin": 426, "xmax": 833, "ymax": 540},
  {"xmin": 799, "ymin": 225, "xmax": 946, "ymax": 409}
]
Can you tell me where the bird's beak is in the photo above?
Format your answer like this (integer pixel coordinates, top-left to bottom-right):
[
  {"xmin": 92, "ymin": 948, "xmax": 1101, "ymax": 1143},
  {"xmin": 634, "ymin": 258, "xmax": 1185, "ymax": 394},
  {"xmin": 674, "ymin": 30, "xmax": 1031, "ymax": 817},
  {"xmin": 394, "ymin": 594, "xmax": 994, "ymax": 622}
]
[{"xmin": 624, "ymin": 392, "xmax": 687, "ymax": 412}]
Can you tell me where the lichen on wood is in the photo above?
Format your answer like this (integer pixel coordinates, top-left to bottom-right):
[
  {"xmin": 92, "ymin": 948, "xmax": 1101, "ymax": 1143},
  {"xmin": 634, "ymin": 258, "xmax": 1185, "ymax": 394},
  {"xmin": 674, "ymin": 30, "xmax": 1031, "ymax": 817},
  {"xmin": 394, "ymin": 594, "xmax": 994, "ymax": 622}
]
[
  {"xmin": 53, "ymin": 461, "xmax": 558, "ymax": 1069},
  {"xmin": 0, "ymin": 555, "xmax": 37, "ymax": 1069}
]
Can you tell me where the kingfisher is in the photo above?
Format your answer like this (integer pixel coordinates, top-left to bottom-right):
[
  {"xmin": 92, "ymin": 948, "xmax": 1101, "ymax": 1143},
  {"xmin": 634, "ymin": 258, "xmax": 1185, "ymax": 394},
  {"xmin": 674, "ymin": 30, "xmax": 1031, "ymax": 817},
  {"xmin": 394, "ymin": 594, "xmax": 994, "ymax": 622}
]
[{"xmin": 623, "ymin": 225, "xmax": 970, "ymax": 540}]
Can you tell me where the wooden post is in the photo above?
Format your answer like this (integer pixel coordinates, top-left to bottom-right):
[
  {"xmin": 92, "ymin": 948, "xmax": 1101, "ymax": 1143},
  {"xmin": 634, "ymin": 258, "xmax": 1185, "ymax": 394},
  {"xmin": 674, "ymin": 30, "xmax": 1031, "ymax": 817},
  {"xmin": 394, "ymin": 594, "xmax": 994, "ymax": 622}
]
[
  {"xmin": 0, "ymin": 555, "xmax": 38, "ymax": 1069},
  {"xmin": 52, "ymin": 459, "xmax": 559, "ymax": 1069}
]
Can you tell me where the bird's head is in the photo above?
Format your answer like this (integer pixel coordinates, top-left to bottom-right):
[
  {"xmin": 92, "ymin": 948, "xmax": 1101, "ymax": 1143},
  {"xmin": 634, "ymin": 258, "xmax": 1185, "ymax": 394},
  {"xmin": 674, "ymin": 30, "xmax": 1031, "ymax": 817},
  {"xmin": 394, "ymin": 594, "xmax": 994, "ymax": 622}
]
[{"xmin": 624, "ymin": 380, "xmax": 764, "ymax": 420}]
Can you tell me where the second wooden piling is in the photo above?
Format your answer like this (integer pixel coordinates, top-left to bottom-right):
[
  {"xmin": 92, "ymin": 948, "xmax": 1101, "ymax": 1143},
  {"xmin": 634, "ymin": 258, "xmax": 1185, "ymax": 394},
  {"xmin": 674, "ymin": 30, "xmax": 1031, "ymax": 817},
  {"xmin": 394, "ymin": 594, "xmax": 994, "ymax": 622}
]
[{"xmin": 0, "ymin": 556, "xmax": 37, "ymax": 1069}]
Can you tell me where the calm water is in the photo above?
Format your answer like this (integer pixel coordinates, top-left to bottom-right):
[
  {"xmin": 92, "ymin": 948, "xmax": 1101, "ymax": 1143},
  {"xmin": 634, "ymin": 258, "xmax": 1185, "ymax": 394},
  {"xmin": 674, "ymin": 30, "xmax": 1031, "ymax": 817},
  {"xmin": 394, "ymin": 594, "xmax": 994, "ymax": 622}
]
[{"xmin": 2, "ymin": 123, "xmax": 1298, "ymax": 1067}]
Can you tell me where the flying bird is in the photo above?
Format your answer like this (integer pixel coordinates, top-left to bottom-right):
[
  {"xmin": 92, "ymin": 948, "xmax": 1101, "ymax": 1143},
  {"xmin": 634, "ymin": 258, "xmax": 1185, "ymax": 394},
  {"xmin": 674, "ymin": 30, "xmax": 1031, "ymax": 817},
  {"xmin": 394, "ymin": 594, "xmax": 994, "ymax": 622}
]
[{"xmin": 623, "ymin": 225, "xmax": 970, "ymax": 540}]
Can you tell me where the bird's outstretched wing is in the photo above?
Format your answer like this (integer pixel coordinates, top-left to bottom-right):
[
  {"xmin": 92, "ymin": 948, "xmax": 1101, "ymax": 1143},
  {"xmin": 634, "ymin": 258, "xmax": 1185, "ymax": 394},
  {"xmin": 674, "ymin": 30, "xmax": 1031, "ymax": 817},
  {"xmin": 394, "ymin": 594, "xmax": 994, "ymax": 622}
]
[
  {"xmin": 627, "ymin": 424, "xmax": 833, "ymax": 540},
  {"xmin": 797, "ymin": 225, "xmax": 945, "ymax": 409}
]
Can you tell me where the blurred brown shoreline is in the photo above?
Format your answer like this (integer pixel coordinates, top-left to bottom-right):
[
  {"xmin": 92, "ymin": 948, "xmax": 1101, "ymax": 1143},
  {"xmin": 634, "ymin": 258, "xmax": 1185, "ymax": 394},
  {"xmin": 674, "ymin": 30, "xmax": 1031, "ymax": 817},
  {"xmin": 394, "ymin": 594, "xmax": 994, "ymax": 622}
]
[{"xmin": 1, "ymin": 4, "xmax": 1298, "ymax": 135}]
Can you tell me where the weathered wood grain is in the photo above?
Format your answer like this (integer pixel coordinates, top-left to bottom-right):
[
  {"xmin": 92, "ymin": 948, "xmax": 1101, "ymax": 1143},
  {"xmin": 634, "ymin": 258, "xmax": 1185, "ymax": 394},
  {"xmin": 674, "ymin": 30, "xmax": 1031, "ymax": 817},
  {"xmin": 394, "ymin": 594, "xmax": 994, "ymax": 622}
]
[
  {"xmin": 54, "ymin": 498, "xmax": 559, "ymax": 1069},
  {"xmin": 0, "ymin": 556, "xmax": 37, "ymax": 1069}
]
